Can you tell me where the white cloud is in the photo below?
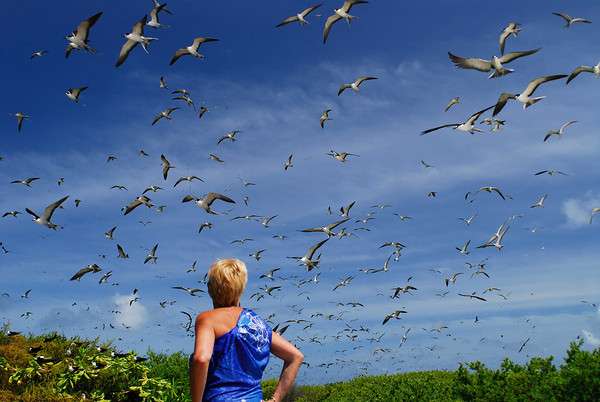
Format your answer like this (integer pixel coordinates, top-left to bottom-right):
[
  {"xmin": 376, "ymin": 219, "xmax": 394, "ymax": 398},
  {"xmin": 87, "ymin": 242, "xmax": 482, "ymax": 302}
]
[
  {"xmin": 582, "ymin": 330, "xmax": 600, "ymax": 347},
  {"xmin": 113, "ymin": 294, "xmax": 148, "ymax": 330},
  {"xmin": 562, "ymin": 193, "xmax": 600, "ymax": 227}
]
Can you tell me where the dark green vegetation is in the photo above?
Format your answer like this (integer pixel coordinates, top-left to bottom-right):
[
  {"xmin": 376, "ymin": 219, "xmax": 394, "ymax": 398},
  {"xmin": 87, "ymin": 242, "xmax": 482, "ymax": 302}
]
[{"xmin": 1, "ymin": 329, "xmax": 598, "ymax": 401}]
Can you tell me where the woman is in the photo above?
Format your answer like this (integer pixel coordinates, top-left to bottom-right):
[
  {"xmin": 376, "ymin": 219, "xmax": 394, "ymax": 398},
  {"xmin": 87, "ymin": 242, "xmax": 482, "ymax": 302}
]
[{"xmin": 190, "ymin": 258, "xmax": 304, "ymax": 402}]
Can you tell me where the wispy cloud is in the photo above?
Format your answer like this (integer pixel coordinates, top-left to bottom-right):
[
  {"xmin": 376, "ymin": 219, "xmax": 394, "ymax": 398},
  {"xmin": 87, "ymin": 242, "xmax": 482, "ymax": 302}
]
[
  {"xmin": 113, "ymin": 294, "xmax": 147, "ymax": 330},
  {"xmin": 562, "ymin": 192, "xmax": 600, "ymax": 227}
]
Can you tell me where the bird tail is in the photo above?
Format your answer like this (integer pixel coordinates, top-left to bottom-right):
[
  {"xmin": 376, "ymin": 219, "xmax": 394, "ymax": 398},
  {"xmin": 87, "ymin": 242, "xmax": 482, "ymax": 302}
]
[{"xmin": 525, "ymin": 97, "xmax": 545, "ymax": 109}]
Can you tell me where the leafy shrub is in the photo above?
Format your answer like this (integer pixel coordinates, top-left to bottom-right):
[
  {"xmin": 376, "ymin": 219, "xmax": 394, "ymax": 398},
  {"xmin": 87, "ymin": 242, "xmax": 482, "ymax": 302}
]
[{"xmin": 1, "ymin": 329, "xmax": 599, "ymax": 402}]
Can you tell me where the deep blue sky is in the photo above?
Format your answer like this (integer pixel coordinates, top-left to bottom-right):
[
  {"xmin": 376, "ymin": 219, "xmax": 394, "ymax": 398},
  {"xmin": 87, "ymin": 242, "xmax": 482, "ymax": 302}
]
[{"xmin": 1, "ymin": 0, "xmax": 600, "ymax": 384}]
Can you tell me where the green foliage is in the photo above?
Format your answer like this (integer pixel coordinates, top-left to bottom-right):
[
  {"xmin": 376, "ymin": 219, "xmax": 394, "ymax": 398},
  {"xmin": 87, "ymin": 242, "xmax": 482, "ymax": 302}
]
[{"xmin": 1, "ymin": 330, "xmax": 599, "ymax": 401}]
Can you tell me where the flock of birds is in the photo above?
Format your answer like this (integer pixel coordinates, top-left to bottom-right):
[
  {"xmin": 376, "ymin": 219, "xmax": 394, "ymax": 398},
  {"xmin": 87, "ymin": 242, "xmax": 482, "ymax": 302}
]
[{"xmin": 2, "ymin": 1, "xmax": 600, "ymax": 382}]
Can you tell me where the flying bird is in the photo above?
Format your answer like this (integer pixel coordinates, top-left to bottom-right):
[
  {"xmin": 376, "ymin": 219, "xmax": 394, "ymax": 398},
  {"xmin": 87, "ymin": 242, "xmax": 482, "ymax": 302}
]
[
  {"xmin": 116, "ymin": 16, "xmax": 158, "ymax": 67},
  {"xmin": 492, "ymin": 75, "xmax": 567, "ymax": 116},
  {"xmin": 25, "ymin": 196, "xmax": 69, "ymax": 230},
  {"xmin": 65, "ymin": 87, "xmax": 88, "ymax": 103},
  {"xmin": 320, "ymin": 109, "xmax": 332, "ymax": 128},
  {"xmin": 287, "ymin": 238, "xmax": 328, "ymax": 271},
  {"xmin": 152, "ymin": 107, "xmax": 179, "ymax": 125},
  {"xmin": 566, "ymin": 63, "xmax": 600, "ymax": 84},
  {"xmin": 147, "ymin": 3, "xmax": 171, "ymax": 29},
  {"xmin": 11, "ymin": 177, "xmax": 40, "ymax": 187},
  {"xmin": 338, "ymin": 76, "xmax": 377, "ymax": 96},
  {"xmin": 421, "ymin": 106, "xmax": 493, "ymax": 135},
  {"xmin": 448, "ymin": 48, "xmax": 540, "ymax": 79},
  {"xmin": 144, "ymin": 244, "xmax": 159, "ymax": 264},
  {"xmin": 174, "ymin": 175, "xmax": 204, "ymax": 187},
  {"xmin": 13, "ymin": 112, "xmax": 29, "ymax": 132},
  {"xmin": 160, "ymin": 154, "xmax": 174, "ymax": 180},
  {"xmin": 444, "ymin": 97, "xmax": 460, "ymax": 112},
  {"xmin": 284, "ymin": 154, "xmax": 294, "ymax": 170},
  {"xmin": 552, "ymin": 12, "xmax": 591, "ymax": 28},
  {"xmin": 123, "ymin": 195, "xmax": 154, "ymax": 215},
  {"xmin": 544, "ymin": 121, "xmax": 577, "ymax": 142},
  {"xmin": 65, "ymin": 12, "xmax": 103, "ymax": 58},
  {"xmin": 301, "ymin": 218, "xmax": 349, "ymax": 237},
  {"xmin": 277, "ymin": 4, "xmax": 322, "ymax": 27},
  {"xmin": 70, "ymin": 264, "xmax": 102, "ymax": 281},
  {"xmin": 170, "ymin": 37, "xmax": 219, "ymax": 65},
  {"xmin": 382, "ymin": 310, "xmax": 407, "ymax": 325},
  {"xmin": 530, "ymin": 194, "xmax": 548, "ymax": 208},
  {"xmin": 181, "ymin": 193, "xmax": 235, "ymax": 214},
  {"xmin": 323, "ymin": 0, "xmax": 369, "ymax": 44},
  {"xmin": 499, "ymin": 22, "xmax": 522, "ymax": 54}
]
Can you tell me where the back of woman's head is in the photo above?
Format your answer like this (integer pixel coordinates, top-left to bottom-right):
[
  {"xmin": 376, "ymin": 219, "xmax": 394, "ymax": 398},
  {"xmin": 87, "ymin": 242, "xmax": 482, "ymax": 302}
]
[{"xmin": 207, "ymin": 258, "xmax": 248, "ymax": 307}]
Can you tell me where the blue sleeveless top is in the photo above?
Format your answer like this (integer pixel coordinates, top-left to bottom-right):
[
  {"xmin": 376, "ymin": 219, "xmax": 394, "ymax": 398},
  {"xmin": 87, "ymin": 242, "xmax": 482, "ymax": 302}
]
[{"xmin": 201, "ymin": 308, "xmax": 272, "ymax": 402}]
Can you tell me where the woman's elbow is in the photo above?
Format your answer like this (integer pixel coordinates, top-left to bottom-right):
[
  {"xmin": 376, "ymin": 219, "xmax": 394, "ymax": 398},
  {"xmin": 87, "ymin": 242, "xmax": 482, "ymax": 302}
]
[{"xmin": 191, "ymin": 352, "xmax": 212, "ymax": 365}]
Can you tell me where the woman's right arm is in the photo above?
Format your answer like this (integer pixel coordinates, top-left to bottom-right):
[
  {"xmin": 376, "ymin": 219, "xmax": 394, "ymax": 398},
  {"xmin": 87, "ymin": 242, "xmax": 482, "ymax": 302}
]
[{"xmin": 267, "ymin": 332, "xmax": 304, "ymax": 402}]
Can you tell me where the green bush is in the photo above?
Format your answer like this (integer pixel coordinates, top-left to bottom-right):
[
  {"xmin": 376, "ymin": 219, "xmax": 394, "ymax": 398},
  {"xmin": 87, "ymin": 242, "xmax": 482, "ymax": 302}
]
[{"xmin": 1, "ymin": 330, "xmax": 599, "ymax": 402}]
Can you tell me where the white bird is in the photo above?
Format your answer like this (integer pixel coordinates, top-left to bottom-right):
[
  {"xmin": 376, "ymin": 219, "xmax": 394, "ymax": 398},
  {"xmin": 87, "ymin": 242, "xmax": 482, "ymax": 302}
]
[
  {"xmin": 147, "ymin": 3, "xmax": 170, "ymax": 29},
  {"xmin": 181, "ymin": 193, "xmax": 235, "ymax": 214},
  {"xmin": 65, "ymin": 87, "xmax": 88, "ymax": 103},
  {"xmin": 444, "ymin": 97, "xmax": 460, "ymax": 112},
  {"xmin": 327, "ymin": 150, "xmax": 359, "ymax": 162},
  {"xmin": 481, "ymin": 117, "xmax": 506, "ymax": 132},
  {"xmin": 116, "ymin": 16, "xmax": 158, "ymax": 67},
  {"xmin": 159, "ymin": 76, "xmax": 168, "ymax": 89},
  {"xmin": 287, "ymin": 238, "xmax": 328, "ymax": 271},
  {"xmin": 448, "ymin": 48, "xmax": 540, "ymax": 79},
  {"xmin": 338, "ymin": 76, "xmax": 377, "ymax": 96},
  {"xmin": 30, "ymin": 50, "xmax": 48, "ymax": 59},
  {"xmin": 13, "ymin": 112, "xmax": 29, "ymax": 132},
  {"xmin": 530, "ymin": 194, "xmax": 548, "ymax": 208},
  {"xmin": 160, "ymin": 155, "xmax": 174, "ymax": 180},
  {"xmin": 492, "ymin": 75, "xmax": 567, "ymax": 115},
  {"xmin": 25, "ymin": 196, "xmax": 69, "ymax": 230},
  {"xmin": 11, "ymin": 177, "xmax": 40, "ymax": 187},
  {"xmin": 544, "ymin": 121, "xmax": 577, "ymax": 142},
  {"xmin": 144, "ymin": 244, "xmax": 159, "ymax": 264},
  {"xmin": 552, "ymin": 12, "xmax": 592, "ymax": 28},
  {"xmin": 169, "ymin": 37, "xmax": 219, "ymax": 65},
  {"xmin": 152, "ymin": 107, "xmax": 179, "ymax": 125},
  {"xmin": 320, "ymin": 109, "xmax": 332, "ymax": 128},
  {"xmin": 456, "ymin": 240, "xmax": 471, "ymax": 255},
  {"xmin": 174, "ymin": 175, "xmax": 204, "ymax": 187},
  {"xmin": 566, "ymin": 63, "xmax": 600, "ymax": 85},
  {"xmin": 65, "ymin": 12, "xmax": 103, "ymax": 58},
  {"xmin": 421, "ymin": 106, "xmax": 493, "ymax": 135},
  {"xmin": 277, "ymin": 4, "xmax": 322, "ymax": 27},
  {"xmin": 499, "ymin": 22, "xmax": 521, "ymax": 55},
  {"xmin": 323, "ymin": 0, "xmax": 369, "ymax": 44}
]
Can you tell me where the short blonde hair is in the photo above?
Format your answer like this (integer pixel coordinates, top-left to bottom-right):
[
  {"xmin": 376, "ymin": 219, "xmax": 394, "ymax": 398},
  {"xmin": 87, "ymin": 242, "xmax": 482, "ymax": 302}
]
[{"xmin": 207, "ymin": 259, "xmax": 248, "ymax": 307}]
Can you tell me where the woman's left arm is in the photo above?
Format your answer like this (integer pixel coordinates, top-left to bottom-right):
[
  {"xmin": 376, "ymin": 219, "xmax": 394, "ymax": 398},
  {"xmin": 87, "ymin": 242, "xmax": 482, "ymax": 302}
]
[{"xmin": 190, "ymin": 313, "xmax": 215, "ymax": 402}]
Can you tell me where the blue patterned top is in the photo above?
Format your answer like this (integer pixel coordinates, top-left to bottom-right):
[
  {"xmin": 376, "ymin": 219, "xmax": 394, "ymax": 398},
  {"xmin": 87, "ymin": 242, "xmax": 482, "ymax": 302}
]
[{"xmin": 201, "ymin": 308, "xmax": 272, "ymax": 402}]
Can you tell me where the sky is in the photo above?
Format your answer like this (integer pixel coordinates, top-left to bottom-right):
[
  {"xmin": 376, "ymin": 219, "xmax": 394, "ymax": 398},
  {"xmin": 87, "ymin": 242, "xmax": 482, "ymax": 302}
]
[{"xmin": 1, "ymin": 0, "xmax": 600, "ymax": 385}]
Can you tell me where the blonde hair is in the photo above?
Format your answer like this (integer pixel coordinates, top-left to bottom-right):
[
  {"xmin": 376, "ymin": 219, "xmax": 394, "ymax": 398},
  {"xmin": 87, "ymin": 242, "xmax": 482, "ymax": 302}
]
[{"xmin": 207, "ymin": 258, "xmax": 248, "ymax": 307}]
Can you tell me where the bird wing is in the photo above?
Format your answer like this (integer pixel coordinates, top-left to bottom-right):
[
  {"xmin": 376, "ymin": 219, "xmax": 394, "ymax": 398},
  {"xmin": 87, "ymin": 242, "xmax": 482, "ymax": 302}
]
[
  {"xmin": 448, "ymin": 53, "xmax": 491, "ymax": 72},
  {"xmin": 522, "ymin": 75, "xmax": 567, "ymax": 97},
  {"xmin": 343, "ymin": 0, "xmax": 369, "ymax": 12},
  {"xmin": 560, "ymin": 120, "xmax": 578, "ymax": 131},
  {"xmin": 356, "ymin": 76, "xmax": 378, "ymax": 86},
  {"xmin": 566, "ymin": 66, "xmax": 594, "ymax": 84},
  {"xmin": 301, "ymin": 4, "xmax": 322, "ymax": 18},
  {"xmin": 204, "ymin": 192, "xmax": 236, "ymax": 206},
  {"xmin": 420, "ymin": 124, "xmax": 460, "ymax": 135},
  {"xmin": 43, "ymin": 196, "xmax": 69, "ymax": 221},
  {"xmin": 491, "ymin": 187, "xmax": 506, "ymax": 200},
  {"xmin": 323, "ymin": 14, "xmax": 342, "ymax": 43},
  {"xmin": 124, "ymin": 198, "xmax": 143, "ymax": 215},
  {"xmin": 25, "ymin": 208, "xmax": 40, "ymax": 219},
  {"xmin": 466, "ymin": 105, "xmax": 494, "ymax": 125},
  {"xmin": 75, "ymin": 12, "xmax": 103, "ymax": 42},
  {"xmin": 552, "ymin": 12, "xmax": 572, "ymax": 23},
  {"xmin": 326, "ymin": 218, "xmax": 350, "ymax": 230},
  {"xmin": 493, "ymin": 92, "xmax": 514, "ymax": 116},
  {"xmin": 497, "ymin": 48, "xmax": 540, "ymax": 64},
  {"xmin": 307, "ymin": 238, "xmax": 329, "ymax": 259},
  {"xmin": 170, "ymin": 49, "xmax": 190, "ymax": 65},
  {"xmin": 193, "ymin": 37, "xmax": 219, "ymax": 48},
  {"xmin": 276, "ymin": 15, "xmax": 299, "ymax": 27},
  {"xmin": 116, "ymin": 39, "xmax": 139, "ymax": 67},
  {"xmin": 337, "ymin": 84, "xmax": 351, "ymax": 96},
  {"xmin": 133, "ymin": 15, "xmax": 147, "ymax": 35}
]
